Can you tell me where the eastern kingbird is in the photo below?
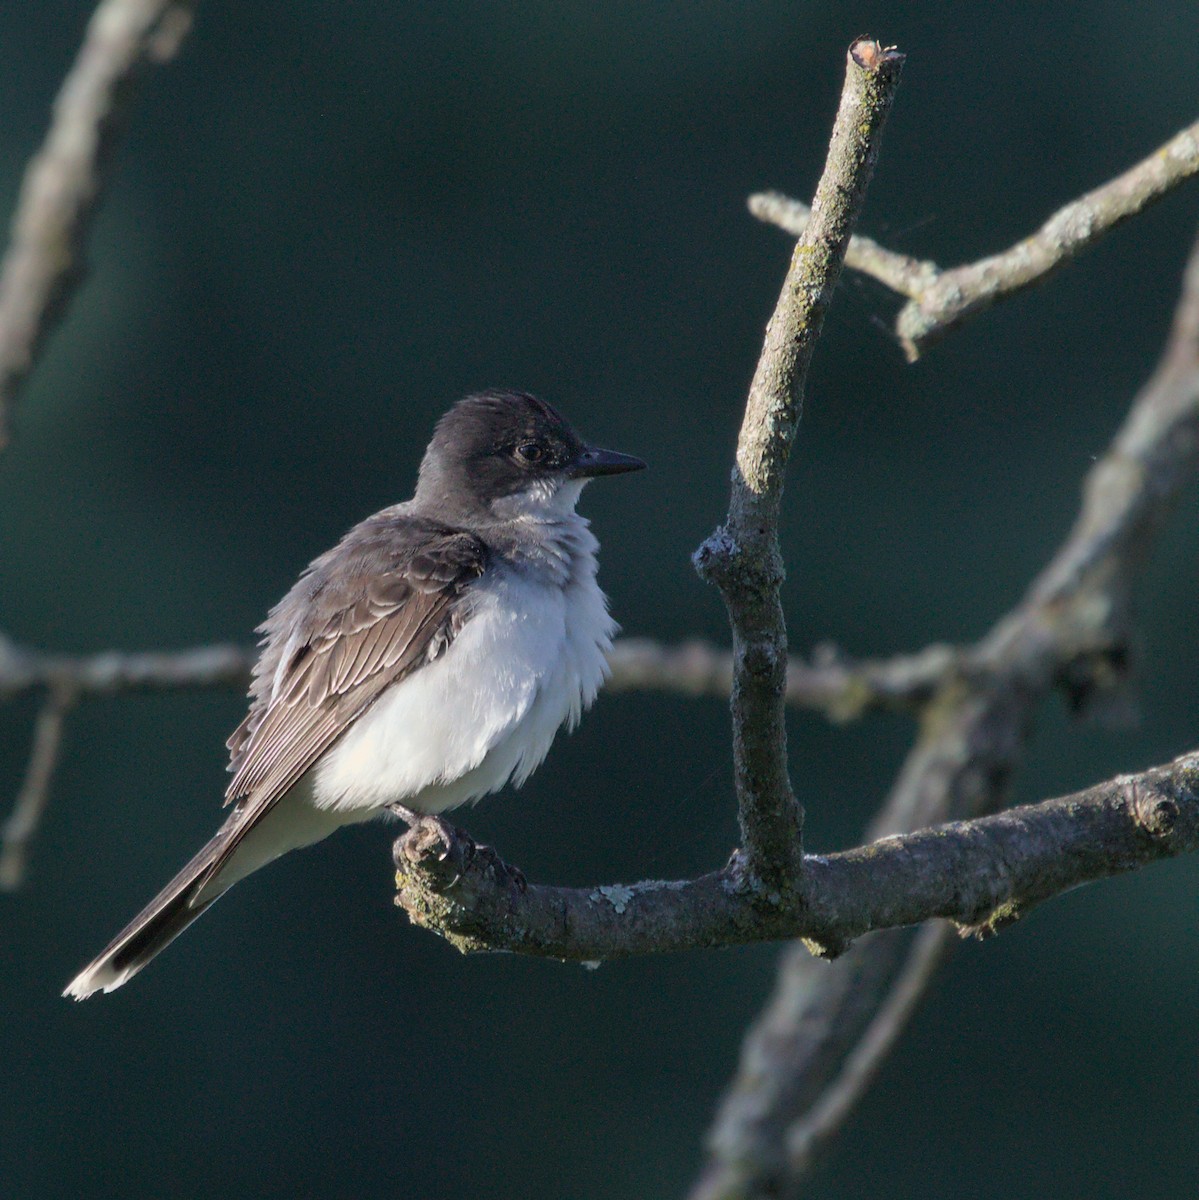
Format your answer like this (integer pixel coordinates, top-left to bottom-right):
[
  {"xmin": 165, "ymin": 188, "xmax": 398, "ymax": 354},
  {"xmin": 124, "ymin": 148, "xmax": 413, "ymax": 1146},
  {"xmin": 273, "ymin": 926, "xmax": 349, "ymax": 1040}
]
[{"xmin": 65, "ymin": 390, "xmax": 644, "ymax": 999}]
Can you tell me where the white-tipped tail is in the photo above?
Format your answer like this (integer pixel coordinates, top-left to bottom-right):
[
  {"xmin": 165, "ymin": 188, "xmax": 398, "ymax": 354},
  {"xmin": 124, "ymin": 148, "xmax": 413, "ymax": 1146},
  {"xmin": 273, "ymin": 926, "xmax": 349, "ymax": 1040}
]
[
  {"xmin": 64, "ymin": 785, "xmax": 371, "ymax": 999},
  {"xmin": 64, "ymin": 832, "xmax": 227, "ymax": 1000},
  {"xmin": 64, "ymin": 950, "xmax": 163, "ymax": 999}
]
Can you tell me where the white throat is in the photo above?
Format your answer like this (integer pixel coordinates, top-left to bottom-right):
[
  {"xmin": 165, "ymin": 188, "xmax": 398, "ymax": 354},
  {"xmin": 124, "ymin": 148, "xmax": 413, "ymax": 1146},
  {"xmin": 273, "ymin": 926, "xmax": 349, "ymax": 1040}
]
[{"xmin": 491, "ymin": 477, "xmax": 588, "ymax": 523}]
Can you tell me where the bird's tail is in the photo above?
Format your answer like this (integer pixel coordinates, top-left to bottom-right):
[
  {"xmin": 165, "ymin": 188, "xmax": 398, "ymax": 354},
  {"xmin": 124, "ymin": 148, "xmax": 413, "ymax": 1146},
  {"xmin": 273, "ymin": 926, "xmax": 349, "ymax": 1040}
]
[{"xmin": 63, "ymin": 828, "xmax": 232, "ymax": 1000}]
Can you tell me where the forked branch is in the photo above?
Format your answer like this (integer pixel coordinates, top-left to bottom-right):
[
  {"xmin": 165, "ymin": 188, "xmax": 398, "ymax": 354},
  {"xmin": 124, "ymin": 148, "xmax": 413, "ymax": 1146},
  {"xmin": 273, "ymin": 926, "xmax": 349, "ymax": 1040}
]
[
  {"xmin": 692, "ymin": 39, "xmax": 905, "ymax": 895},
  {"xmin": 751, "ymin": 117, "xmax": 1199, "ymax": 360}
]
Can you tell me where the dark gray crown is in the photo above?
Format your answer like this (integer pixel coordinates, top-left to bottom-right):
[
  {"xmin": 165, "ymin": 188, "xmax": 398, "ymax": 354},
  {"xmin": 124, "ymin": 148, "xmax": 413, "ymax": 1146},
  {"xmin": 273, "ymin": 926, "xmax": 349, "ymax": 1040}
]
[{"xmin": 414, "ymin": 390, "xmax": 643, "ymax": 520}]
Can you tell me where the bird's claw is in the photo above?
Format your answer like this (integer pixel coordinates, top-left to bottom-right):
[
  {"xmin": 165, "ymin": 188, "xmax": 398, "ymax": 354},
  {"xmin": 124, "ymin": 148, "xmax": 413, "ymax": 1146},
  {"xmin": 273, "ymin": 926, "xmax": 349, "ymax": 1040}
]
[{"xmin": 391, "ymin": 808, "xmax": 526, "ymax": 893}]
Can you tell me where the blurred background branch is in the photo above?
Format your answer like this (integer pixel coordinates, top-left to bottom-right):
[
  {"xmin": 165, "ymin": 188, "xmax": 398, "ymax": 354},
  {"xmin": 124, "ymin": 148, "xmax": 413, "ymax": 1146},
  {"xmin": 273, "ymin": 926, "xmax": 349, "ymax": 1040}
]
[
  {"xmin": 0, "ymin": 636, "xmax": 252, "ymax": 699},
  {"xmin": 0, "ymin": 680, "xmax": 76, "ymax": 889},
  {"xmin": 605, "ymin": 637, "xmax": 956, "ymax": 718},
  {"xmin": 0, "ymin": 633, "xmax": 952, "ymax": 887},
  {"xmin": 0, "ymin": 0, "xmax": 196, "ymax": 450},
  {"xmin": 0, "ymin": 631, "xmax": 956, "ymax": 713}
]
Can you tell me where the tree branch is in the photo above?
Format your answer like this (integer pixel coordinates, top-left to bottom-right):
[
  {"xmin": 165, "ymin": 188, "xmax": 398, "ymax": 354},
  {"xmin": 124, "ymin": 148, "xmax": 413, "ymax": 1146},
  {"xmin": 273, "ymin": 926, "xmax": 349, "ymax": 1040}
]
[
  {"xmin": 0, "ymin": 635, "xmax": 252, "ymax": 700},
  {"xmin": 693, "ymin": 40, "xmax": 904, "ymax": 895},
  {"xmin": 750, "ymin": 117, "xmax": 1199, "ymax": 361},
  {"xmin": 0, "ymin": 632, "xmax": 950, "ymax": 715},
  {"xmin": 0, "ymin": 0, "xmax": 197, "ymax": 450},
  {"xmin": 393, "ymin": 750, "xmax": 1199, "ymax": 958},
  {"xmin": 692, "ymin": 220, "xmax": 1199, "ymax": 1199},
  {"xmin": 691, "ymin": 921, "xmax": 951, "ymax": 1200},
  {"xmin": 0, "ymin": 683, "xmax": 77, "ymax": 890}
]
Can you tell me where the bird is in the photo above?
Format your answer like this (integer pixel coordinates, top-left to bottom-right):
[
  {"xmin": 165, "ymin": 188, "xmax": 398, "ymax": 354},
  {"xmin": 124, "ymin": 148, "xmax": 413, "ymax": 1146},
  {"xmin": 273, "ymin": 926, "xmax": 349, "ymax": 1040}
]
[{"xmin": 65, "ymin": 389, "xmax": 644, "ymax": 999}]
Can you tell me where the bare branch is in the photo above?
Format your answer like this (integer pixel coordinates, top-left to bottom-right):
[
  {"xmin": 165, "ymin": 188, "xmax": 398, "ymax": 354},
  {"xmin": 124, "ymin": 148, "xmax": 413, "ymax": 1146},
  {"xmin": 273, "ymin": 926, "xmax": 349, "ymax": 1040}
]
[
  {"xmin": 694, "ymin": 220, "xmax": 1199, "ymax": 1199},
  {"xmin": 393, "ymin": 749, "xmax": 1199, "ymax": 958},
  {"xmin": 748, "ymin": 190, "xmax": 937, "ymax": 299},
  {"xmin": 981, "ymin": 221, "xmax": 1199, "ymax": 676},
  {"xmin": 782, "ymin": 923, "xmax": 950, "ymax": 1173},
  {"xmin": 750, "ymin": 118, "xmax": 1199, "ymax": 361},
  {"xmin": 0, "ymin": 685, "xmax": 77, "ymax": 890},
  {"xmin": 694, "ymin": 40, "xmax": 905, "ymax": 895},
  {"xmin": 0, "ymin": 0, "xmax": 197, "ymax": 450}
]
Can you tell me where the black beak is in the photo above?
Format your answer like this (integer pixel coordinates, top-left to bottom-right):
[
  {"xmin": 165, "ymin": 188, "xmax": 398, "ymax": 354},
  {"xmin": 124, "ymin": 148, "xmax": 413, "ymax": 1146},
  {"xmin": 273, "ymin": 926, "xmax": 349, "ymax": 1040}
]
[{"xmin": 569, "ymin": 445, "xmax": 647, "ymax": 479}]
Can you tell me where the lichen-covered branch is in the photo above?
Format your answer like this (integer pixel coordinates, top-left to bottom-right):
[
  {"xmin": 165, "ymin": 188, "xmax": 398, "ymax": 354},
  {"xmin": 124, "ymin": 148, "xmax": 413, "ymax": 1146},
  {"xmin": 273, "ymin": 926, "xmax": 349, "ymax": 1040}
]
[
  {"xmin": 693, "ymin": 40, "xmax": 905, "ymax": 895},
  {"xmin": 0, "ymin": 0, "xmax": 197, "ymax": 450},
  {"xmin": 393, "ymin": 750, "xmax": 1199, "ymax": 958},
  {"xmin": 750, "ymin": 117, "xmax": 1199, "ymax": 361}
]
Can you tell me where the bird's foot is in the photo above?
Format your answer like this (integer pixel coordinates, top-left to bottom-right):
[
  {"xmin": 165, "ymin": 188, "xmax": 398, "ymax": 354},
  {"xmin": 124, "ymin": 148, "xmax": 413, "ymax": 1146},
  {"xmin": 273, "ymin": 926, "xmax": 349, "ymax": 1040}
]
[
  {"xmin": 391, "ymin": 807, "xmax": 525, "ymax": 893},
  {"xmin": 392, "ymin": 807, "xmax": 462, "ymax": 869}
]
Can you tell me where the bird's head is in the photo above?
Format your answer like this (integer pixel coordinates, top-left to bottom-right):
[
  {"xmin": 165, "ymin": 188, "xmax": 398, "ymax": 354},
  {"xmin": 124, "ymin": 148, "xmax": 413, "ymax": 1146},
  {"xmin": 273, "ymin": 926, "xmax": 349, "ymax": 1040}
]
[{"xmin": 415, "ymin": 389, "xmax": 645, "ymax": 523}]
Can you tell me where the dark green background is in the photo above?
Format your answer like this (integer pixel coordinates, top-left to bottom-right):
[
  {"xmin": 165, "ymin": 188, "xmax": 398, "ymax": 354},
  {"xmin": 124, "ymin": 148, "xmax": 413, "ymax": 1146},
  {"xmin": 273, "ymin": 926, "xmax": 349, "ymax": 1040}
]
[{"xmin": 3, "ymin": 3, "xmax": 1197, "ymax": 1198}]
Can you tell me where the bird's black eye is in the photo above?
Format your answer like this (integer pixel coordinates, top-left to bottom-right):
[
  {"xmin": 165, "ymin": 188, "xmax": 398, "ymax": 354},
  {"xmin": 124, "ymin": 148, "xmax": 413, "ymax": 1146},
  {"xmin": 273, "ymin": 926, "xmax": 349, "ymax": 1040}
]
[{"xmin": 514, "ymin": 441, "xmax": 545, "ymax": 465}]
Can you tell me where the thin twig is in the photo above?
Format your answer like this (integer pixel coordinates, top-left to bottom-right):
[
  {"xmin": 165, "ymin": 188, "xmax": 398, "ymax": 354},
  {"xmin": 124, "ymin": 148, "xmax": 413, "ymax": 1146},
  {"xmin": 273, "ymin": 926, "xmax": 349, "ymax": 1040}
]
[
  {"xmin": 694, "ymin": 40, "xmax": 905, "ymax": 895},
  {"xmin": 748, "ymin": 190, "xmax": 937, "ymax": 299},
  {"xmin": 0, "ymin": 685, "xmax": 77, "ymax": 889},
  {"xmin": 0, "ymin": 0, "xmax": 197, "ymax": 450},
  {"xmin": 750, "ymin": 117, "xmax": 1199, "ymax": 361}
]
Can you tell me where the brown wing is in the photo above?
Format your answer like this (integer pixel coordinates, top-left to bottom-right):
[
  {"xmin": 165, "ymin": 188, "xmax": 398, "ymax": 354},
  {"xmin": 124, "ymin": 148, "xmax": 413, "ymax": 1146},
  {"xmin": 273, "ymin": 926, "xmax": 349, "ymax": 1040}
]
[{"xmin": 207, "ymin": 515, "xmax": 487, "ymax": 887}]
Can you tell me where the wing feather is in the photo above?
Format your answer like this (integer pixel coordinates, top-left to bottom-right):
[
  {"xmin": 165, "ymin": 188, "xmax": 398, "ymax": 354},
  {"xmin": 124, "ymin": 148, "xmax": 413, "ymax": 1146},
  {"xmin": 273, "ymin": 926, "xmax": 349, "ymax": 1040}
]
[{"xmin": 208, "ymin": 516, "xmax": 487, "ymax": 887}]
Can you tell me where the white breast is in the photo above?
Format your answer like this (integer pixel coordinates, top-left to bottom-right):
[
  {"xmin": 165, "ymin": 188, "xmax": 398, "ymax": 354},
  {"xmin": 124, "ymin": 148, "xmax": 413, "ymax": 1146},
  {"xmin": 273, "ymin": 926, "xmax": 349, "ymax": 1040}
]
[{"xmin": 311, "ymin": 521, "xmax": 616, "ymax": 815}]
